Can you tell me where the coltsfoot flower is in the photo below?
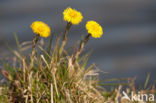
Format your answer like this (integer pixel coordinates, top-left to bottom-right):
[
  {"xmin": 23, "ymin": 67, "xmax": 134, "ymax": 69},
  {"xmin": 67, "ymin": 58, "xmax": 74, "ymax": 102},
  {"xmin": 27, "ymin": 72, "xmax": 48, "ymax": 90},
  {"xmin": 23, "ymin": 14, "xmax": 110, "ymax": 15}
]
[
  {"xmin": 63, "ymin": 7, "xmax": 83, "ymax": 25},
  {"xmin": 86, "ymin": 21, "xmax": 103, "ymax": 38},
  {"xmin": 31, "ymin": 21, "xmax": 51, "ymax": 38}
]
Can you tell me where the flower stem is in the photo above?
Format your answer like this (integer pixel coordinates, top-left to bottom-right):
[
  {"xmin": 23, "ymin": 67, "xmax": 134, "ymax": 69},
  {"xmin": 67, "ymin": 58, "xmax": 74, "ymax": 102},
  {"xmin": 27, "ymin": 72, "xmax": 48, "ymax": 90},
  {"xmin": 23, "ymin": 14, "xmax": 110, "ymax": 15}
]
[
  {"xmin": 30, "ymin": 34, "xmax": 39, "ymax": 68},
  {"xmin": 59, "ymin": 22, "xmax": 72, "ymax": 57},
  {"xmin": 73, "ymin": 33, "xmax": 91, "ymax": 63},
  {"xmin": 32, "ymin": 35, "xmax": 39, "ymax": 56}
]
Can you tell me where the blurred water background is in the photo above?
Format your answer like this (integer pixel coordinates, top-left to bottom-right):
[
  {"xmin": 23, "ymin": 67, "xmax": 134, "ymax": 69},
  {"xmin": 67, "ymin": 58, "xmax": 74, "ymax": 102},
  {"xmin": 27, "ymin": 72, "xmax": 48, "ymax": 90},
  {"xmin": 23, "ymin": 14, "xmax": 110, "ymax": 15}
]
[{"xmin": 0, "ymin": 0, "xmax": 156, "ymax": 87}]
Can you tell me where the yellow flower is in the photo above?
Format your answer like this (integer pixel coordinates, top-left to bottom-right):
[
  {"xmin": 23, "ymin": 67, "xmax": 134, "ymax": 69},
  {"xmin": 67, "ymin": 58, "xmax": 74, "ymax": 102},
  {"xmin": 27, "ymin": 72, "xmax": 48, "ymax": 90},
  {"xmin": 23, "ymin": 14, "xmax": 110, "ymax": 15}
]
[
  {"xmin": 63, "ymin": 7, "xmax": 83, "ymax": 25},
  {"xmin": 31, "ymin": 21, "xmax": 51, "ymax": 38},
  {"xmin": 86, "ymin": 21, "xmax": 103, "ymax": 38}
]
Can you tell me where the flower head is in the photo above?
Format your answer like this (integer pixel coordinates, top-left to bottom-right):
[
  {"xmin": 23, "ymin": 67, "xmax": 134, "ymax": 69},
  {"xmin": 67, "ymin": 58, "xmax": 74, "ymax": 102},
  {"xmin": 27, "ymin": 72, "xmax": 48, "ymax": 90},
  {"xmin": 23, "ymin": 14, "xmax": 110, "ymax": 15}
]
[
  {"xmin": 63, "ymin": 7, "xmax": 83, "ymax": 25},
  {"xmin": 86, "ymin": 21, "xmax": 103, "ymax": 38},
  {"xmin": 31, "ymin": 21, "xmax": 51, "ymax": 38}
]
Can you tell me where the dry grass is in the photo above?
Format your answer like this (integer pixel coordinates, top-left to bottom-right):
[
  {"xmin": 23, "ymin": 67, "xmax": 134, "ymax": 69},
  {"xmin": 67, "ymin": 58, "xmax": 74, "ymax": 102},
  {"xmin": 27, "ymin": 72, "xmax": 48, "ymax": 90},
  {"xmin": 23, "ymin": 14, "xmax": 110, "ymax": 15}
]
[{"xmin": 0, "ymin": 25, "xmax": 155, "ymax": 103}]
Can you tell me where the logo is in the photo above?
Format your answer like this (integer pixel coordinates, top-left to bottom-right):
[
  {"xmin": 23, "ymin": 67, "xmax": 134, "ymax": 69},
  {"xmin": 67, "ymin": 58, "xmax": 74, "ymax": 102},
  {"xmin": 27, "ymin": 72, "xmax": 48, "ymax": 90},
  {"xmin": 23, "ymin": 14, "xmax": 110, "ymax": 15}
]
[{"xmin": 122, "ymin": 91, "xmax": 155, "ymax": 102}]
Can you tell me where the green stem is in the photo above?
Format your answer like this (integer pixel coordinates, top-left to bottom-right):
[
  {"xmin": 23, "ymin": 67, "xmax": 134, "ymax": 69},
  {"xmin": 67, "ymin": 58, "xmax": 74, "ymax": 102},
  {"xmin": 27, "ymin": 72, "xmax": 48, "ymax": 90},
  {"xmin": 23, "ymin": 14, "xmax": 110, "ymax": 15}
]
[
  {"xmin": 30, "ymin": 34, "xmax": 39, "ymax": 68},
  {"xmin": 59, "ymin": 22, "xmax": 72, "ymax": 57},
  {"xmin": 73, "ymin": 33, "xmax": 91, "ymax": 64},
  {"xmin": 47, "ymin": 33, "xmax": 53, "ymax": 55}
]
